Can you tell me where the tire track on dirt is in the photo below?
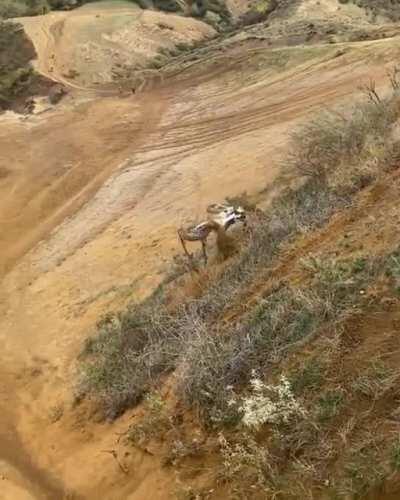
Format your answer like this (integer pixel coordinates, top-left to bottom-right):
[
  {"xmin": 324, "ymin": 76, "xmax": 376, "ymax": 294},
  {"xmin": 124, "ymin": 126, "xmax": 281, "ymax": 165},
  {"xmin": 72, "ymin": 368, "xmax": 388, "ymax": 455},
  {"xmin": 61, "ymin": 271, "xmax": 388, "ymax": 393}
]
[
  {"xmin": 1, "ymin": 89, "xmax": 172, "ymax": 282},
  {"xmin": 38, "ymin": 17, "xmax": 117, "ymax": 94},
  {"xmin": 14, "ymin": 45, "xmax": 389, "ymax": 282},
  {"xmin": 0, "ymin": 429, "xmax": 72, "ymax": 500},
  {"xmin": 20, "ymin": 5, "xmax": 148, "ymax": 94},
  {"xmin": 0, "ymin": 372, "xmax": 75, "ymax": 500},
  {"xmin": 132, "ymin": 64, "xmax": 382, "ymax": 155}
]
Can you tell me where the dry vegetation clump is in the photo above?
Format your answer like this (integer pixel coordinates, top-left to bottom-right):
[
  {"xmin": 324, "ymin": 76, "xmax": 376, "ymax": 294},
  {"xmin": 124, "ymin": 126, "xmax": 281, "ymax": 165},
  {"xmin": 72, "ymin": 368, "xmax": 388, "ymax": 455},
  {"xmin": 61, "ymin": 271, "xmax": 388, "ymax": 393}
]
[
  {"xmin": 78, "ymin": 295, "xmax": 189, "ymax": 419},
  {"xmin": 125, "ymin": 391, "xmax": 171, "ymax": 448},
  {"xmin": 178, "ymin": 254, "xmax": 386, "ymax": 425},
  {"xmin": 286, "ymin": 85, "xmax": 399, "ymax": 188}
]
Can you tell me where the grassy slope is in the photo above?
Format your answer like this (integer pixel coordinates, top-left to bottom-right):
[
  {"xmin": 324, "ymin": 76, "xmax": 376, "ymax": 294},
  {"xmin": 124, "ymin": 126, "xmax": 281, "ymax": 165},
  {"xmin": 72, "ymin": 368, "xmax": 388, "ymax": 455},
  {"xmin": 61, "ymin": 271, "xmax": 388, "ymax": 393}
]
[{"xmin": 77, "ymin": 77, "xmax": 400, "ymax": 498}]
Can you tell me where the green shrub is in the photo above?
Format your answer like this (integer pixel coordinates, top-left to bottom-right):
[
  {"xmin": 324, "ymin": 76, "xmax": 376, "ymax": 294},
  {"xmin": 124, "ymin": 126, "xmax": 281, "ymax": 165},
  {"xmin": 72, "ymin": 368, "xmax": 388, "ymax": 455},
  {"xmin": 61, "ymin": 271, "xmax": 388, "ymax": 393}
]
[
  {"xmin": 0, "ymin": 0, "xmax": 51, "ymax": 19},
  {"xmin": 0, "ymin": 21, "xmax": 47, "ymax": 110}
]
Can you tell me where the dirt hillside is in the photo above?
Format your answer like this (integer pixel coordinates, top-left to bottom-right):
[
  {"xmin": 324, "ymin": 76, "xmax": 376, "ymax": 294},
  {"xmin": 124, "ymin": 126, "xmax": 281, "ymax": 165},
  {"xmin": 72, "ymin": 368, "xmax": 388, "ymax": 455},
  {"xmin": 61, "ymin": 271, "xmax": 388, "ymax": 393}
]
[
  {"xmin": 2, "ymin": 0, "xmax": 400, "ymax": 498},
  {"xmin": 17, "ymin": 1, "xmax": 216, "ymax": 90}
]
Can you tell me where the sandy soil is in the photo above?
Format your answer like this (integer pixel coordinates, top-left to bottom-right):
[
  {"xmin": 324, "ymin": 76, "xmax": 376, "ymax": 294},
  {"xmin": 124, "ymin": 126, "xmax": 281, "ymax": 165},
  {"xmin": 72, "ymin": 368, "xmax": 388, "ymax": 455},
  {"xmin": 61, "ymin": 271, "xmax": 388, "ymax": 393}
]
[{"xmin": 2, "ymin": 1, "xmax": 400, "ymax": 498}]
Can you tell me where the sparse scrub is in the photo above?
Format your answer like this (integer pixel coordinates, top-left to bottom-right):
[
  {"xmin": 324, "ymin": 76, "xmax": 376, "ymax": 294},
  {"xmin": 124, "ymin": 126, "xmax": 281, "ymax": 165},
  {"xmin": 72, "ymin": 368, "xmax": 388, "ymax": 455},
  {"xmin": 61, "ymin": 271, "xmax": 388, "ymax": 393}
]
[
  {"xmin": 163, "ymin": 436, "xmax": 206, "ymax": 468},
  {"xmin": 0, "ymin": 1, "xmax": 125, "ymax": 19},
  {"xmin": 347, "ymin": 0, "xmax": 400, "ymax": 22},
  {"xmin": 0, "ymin": 0, "xmax": 77, "ymax": 19},
  {"xmin": 78, "ymin": 298, "xmax": 191, "ymax": 419},
  {"xmin": 180, "ymin": 255, "xmax": 381, "ymax": 425},
  {"xmin": 342, "ymin": 448, "xmax": 386, "ymax": 497},
  {"xmin": 0, "ymin": 0, "xmax": 38, "ymax": 18},
  {"xmin": 175, "ymin": 485, "xmax": 213, "ymax": 500},
  {"xmin": 236, "ymin": 0, "xmax": 278, "ymax": 28},
  {"xmin": 286, "ymin": 91, "xmax": 398, "ymax": 189},
  {"xmin": 79, "ymin": 85, "xmax": 400, "ymax": 424},
  {"xmin": 385, "ymin": 249, "xmax": 400, "ymax": 294},
  {"xmin": 125, "ymin": 391, "xmax": 170, "ymax": 447},
  {"xmin": 0, "ymin": 21, "xmax": 49, "ymax": 110},
  {"xmin": 217, "ymin": 433, "xmax": 275, "ymax": 494}
]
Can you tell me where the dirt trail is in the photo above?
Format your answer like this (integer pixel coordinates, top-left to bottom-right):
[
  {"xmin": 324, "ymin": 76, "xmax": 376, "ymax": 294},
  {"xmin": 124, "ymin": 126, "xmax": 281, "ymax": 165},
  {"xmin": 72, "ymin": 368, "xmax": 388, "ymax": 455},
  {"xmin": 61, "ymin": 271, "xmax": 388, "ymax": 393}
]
[
  {"xmin": 18, "ymin": 1, "xmax": 214, "ymax": 92},
  {"xmin": 1, "ymin": 1, "xmax": 400, "ymax": 498}
]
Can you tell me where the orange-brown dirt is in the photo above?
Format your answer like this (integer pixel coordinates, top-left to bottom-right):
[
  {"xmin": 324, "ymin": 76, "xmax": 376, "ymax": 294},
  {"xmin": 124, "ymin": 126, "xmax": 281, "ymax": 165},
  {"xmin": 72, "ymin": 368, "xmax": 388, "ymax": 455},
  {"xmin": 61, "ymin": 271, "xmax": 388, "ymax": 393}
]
[{"xmin": 2, "ymin": 0, "xmax": 400, "ymax": 498}]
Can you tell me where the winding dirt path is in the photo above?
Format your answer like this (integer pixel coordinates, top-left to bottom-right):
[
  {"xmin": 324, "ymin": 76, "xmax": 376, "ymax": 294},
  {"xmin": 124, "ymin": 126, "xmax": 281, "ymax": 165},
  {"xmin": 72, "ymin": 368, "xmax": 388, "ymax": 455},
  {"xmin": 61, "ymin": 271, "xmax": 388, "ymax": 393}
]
[
  {"xmin": 19, "ymin": 6, "xmax": 138, "ymax": 92},
  {"xmin": 18, "ymin": 0, "xmax": 214, "ymax": 93},
  {"xmin": 1, "ymin": 2, "xmax": 400, "ymax": 497}
]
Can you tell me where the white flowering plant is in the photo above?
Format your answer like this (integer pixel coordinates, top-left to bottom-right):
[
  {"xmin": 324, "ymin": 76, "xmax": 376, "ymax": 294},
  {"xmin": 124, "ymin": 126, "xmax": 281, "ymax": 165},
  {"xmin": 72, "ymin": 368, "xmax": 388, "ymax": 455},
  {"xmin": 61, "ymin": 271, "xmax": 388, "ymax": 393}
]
[{"xmin": 237, "ymin": 371, "xmax": 306, "ymax": 430}]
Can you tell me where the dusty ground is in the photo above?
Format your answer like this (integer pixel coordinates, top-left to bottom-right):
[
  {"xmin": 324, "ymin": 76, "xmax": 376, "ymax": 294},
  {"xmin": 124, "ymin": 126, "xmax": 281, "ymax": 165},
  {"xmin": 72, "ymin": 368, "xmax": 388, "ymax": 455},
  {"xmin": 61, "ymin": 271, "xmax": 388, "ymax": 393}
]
[{"xmin": 2, "ymin": 0, "xmax": 400, "ymax": 498}]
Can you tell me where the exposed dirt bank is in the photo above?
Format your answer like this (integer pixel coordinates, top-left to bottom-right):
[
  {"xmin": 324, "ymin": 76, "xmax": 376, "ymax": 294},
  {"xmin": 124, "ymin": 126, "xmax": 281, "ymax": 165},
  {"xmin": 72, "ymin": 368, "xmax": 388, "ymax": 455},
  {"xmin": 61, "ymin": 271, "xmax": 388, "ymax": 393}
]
[{"xmin": 17, "ymin": 1, "xmax": 215, "ymax": 91}]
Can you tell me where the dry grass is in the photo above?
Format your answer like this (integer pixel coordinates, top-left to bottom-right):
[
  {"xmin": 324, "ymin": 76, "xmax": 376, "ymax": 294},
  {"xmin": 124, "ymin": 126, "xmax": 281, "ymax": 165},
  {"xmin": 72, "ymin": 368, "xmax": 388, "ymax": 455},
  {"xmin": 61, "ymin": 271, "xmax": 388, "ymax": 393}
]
[
  {"xmin": 78, "ymin": 293, "xmax": 187, "ymax": 419},
  {"xmin": 179, "ymin": 255, "xmax": 386, "ymax": 425},
  {"xmin": 286, "ymin": 89, "xmax": 399, "ymax": 186},
  {"xmin": 125, "ymin": 391, "xmax": 171, "ymax": 448}
]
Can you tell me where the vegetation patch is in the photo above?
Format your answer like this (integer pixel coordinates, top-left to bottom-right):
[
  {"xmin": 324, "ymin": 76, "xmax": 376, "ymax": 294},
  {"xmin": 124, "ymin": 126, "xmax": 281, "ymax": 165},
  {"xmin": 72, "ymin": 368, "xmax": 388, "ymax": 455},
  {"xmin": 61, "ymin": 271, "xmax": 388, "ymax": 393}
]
[
  {"xmin": 0, "ymin": 20, "xmax": 50, "ymax": 111},
  {"xmin": 179, "ymin": 254, "xmax": 385, "ymax": 426},
  {"xmin": 344, "ymin": 0, "xmax": 400, "ymax": 22},
  {"xmin": 78, "ymin": 81, "xmax": 400, "ymax": 421},
  {"xmin": 125, "ymin": 391, "xmax": 171, "ymax": 448}
]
